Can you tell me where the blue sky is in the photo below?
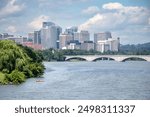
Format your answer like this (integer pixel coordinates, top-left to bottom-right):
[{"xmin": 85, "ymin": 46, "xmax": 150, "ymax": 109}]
[{"xmin": 0, "ymin": 0, "xmax": 150, "ymax": 44}]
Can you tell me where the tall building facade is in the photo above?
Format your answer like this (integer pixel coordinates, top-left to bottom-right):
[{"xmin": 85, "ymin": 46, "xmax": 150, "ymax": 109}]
[
  {"xmin": 56, "ymin": 26, "xmax": 62, "ymax": 49},
  {"xmin": 81, "ymin": 41, "xmax": 94, "ymax": 51},
  {"xmin": 94, "ymin": 31, "xmax": 120, "ymax": 53},
  {"xmin": 41, "ymin": 26, "xmax": 57, "ymax": 49},
  {"xmin": 34, "ymin": 31, "xmax": 41, "ymax": 44},
  {"xmin": 108, "ymin": 38, "xmax": 120, "ymax": 51},
  {"xmin": 96, "ymin": 38, "xmax": 120, "ymax": 53},
  {"xmin": 28, "ymin": 32, "xmax": 34, "ymax": 42},
  {"xmin": 94, "ymin": 32, "xmax": 112, "ymax": 43},
  {"xmin": 42, "ymin": 22, "xmax": 55, "ymax": 28},
  {"xmin": 40, "ymin": 22, "xmax": 62, "ymax": 49},
  {"xmin": 74, "ymin": 30, "xmax": 90, "ymax": 43},
  {"xmin": 65, "ymin": 26, "xmax": 78, "ymax": 35},
  {"xmin": 59, "ymin": 34, "xmax": 73, "ymax": 49}
]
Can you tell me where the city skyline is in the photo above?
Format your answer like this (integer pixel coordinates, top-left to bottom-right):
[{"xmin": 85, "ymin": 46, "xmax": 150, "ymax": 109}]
[{"xmin": 0, "ymin": 0, "xmax": 150, "ymax": 44}]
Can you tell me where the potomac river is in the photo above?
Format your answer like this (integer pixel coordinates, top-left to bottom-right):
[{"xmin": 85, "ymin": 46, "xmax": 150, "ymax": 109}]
[{"xmin": 0, "ymin": 61, "xmax": 150, "ymax": 100}]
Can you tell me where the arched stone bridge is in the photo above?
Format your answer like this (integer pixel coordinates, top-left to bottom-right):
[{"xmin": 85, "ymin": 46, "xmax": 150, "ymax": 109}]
[{"xmin": 65, "ymin": 55, "xmax": 150, "ymax": 62}]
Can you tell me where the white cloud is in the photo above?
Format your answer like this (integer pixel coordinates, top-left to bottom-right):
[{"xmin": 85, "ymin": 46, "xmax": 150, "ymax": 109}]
[
  {"xmin": 79, "ymin": 3, "xmax": 150, "ymax": 32},
  {"xmin": 28, "ymin": 15, "xmax": 49, "ymax": 30},
  {"xmin": 79, "ymin": 14, "xmax": 104, "ymax": 30},
  {"xmin": 82, "ymin": 6, "xmax": 99, "ymax": 15},
  {"xmin": 79, "ymin": 3, "xmax": 150, "ymax": 44},
  {"xmin": 103, "ymin": 2, "xmax": 123, "ymax": 10},
  {"xmin": 38, "ymin": 0, "xmax": 91, "ymax": 7},
  {"xmin": 5, "ymin": 25, "xmax": 17, "ymax": 33},
  {"xmin": 0, "ymin": 0, "xmax": 25, "ymax": 18},
  {"xmin": 60, "ymin": 0, "xmax": 90, "ymax": 2},
  {"xmin": 79, "ymin": 12, "xmax": 126, "ymax": 31}
]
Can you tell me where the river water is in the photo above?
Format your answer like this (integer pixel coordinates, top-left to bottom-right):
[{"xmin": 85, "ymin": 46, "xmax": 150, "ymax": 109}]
[{"xmin": 0, "ymin": 61, "xmax": 150, "ymax": 100}]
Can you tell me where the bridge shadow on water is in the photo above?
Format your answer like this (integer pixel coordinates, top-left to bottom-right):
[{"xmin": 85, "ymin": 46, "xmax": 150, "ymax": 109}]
[
  {"xmin": 65, "ymin": 57, "xmax": 87, "ymax": 62},
  {"xmin": 93, "ymin": 57, "xmax": 115, "ymax": 62},
  {"xmin": 122, "ymin": 57, "xmax": 147, "ymax": 62}
]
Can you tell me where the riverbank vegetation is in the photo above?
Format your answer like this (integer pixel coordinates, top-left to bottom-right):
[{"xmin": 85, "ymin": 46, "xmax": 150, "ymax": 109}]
[{"xmin": 0, "ymin": 40, "xmax": 45, "ymax": 85}]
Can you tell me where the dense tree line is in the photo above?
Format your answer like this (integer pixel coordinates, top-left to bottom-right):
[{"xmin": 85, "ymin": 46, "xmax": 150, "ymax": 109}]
[
  {"xmin": 40, "ymin": 42, "xmax": 150, "ymax": 61},
  {"xmin": 119, "ymin": 43, "xmax": 150, "ymax": 55},
  {"xmin": 40, "ymin": 48, "xmax": 65, "ymax": 61},
  {"xmin": 0, "ymin": 40, "xmax": 45, "ymax": 85}
]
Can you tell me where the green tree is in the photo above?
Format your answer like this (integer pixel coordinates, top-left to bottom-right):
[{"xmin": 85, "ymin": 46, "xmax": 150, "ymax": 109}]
[{"xmin": 0, "ymin": 40, "xmax": 45, "ymax": 85}]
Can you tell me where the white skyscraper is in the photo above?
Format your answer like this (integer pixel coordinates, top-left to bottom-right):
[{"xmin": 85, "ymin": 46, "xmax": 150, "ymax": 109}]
[
  {"xmin": 40, "ymin": 22, "xmax": 62, "ymax": 49},
  {"xmin": 96, "ymin": 38, "xmax": 120, "ymax": 53},
  {"xmin": 34, "ymin": 31, "xmax": 41, "ymax": 44}
]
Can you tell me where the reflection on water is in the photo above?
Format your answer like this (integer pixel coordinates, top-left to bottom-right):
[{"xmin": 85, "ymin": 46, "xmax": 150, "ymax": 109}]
[{"xmin": 0, "ymin": 61, "xmax": 150, "ymax": 100}]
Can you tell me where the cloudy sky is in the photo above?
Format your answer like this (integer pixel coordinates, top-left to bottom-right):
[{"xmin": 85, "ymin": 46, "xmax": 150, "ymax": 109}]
[{"xmin": 0, "ymin": 0, "xmax": 150, "ymax": 44}]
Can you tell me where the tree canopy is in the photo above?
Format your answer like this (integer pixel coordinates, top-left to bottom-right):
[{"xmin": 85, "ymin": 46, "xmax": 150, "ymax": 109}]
[{"xmin": 0, "ymin": 40, "xmax": 45, "ymax": 85}]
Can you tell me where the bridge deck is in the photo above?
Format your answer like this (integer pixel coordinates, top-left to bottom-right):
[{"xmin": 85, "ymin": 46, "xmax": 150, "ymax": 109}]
[{"xmin": 65, "ymin": 55, "xmax": 150, "ymax": 62}]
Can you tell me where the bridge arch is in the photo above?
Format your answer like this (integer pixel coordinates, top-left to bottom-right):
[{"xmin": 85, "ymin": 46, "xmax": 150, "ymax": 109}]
[
  {"xmin": 121, "ymin": 57, "xmax": 147, "ymax": 62},
  {"xmin": 66, "ymin": 57, "xmax": 87, "ymax": 61},
  {"xmin": 65, "ymin": 55, "xmax": 150, "ymax": 62},
  {"xmin": 92, "ymin": 57, "xmax": 115, "ymax": 61}
]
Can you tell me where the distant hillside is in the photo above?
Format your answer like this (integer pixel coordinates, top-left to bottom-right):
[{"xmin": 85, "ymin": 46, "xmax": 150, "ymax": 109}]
[{"xmin": 120, "ymin": 42, "xmax": 150, "ymax": 55}]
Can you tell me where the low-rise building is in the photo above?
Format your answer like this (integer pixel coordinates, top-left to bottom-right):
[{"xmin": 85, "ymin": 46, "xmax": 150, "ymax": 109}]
[
  {"xmin": 81, "ymin": 41, "xmax": 94, "ymax": 51},
  {"xmin": 96, "ymin": 38, "xmax": 120, "ymax": 53},
  {"xmin": 6, "ymin": 36, "xmax": 24, "ymax": 44},
  {"xmin": 0, "ymin": 33, "xmax": 13, "ymax": 40},
  {"xmin": 67, "ymin": 40, "xmax": 81, "ymax": 50},
  {"xmin": 23, "ymin": 42, "xmax": 43, "ymax": 50}
]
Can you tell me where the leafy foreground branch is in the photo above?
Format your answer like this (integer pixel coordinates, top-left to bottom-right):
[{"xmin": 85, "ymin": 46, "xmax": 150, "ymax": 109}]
[{"xmin": 0, "ymin": 40, "xmax": 45, "ymax": 85}]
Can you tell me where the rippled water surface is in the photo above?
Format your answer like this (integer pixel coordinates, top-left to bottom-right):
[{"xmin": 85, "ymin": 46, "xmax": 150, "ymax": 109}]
[{"xmin": 0, "ymin": 61, "xmax": 150, "ymax": 100}]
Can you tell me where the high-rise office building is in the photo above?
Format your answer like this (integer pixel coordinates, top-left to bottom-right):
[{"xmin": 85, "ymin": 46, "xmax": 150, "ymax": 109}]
[
  {"xmin": 28, "ymin": 31, "xmax": 42, "ymax": 49},
  {"xmin": 34, "ymin": 31, "xmax": 41, "ymax": 44},
  {"xmin": 74, "ymin": 30, "xmax": 90, "ymax": 43},
  {"xmin": 56, "ymin": 26, "xmax": 62, "ymax": 49},
  {"xmin": 65, "ymin": 26, "xmax": 78, "ymax": 35},
  {"xmin": 42, "ymin": 22, "xmax": 55, "ymax": 28},
  {"xmin": 40, "ymin": 22, "xmax": 62, "ymax": 49},
  {"xmin": 43, "ymin": 22, "xmax": 62, "ymax": 42},
  {"xmin": 40, "ymin": 26, "xmax": 57, "ymax": 49},
  {"xmin": 28, "ymin": 32, "xmax": 34, "ymax": 42},
  {"xmin": 94, "ymin": 32, "xmax": 112, "ymax": 43},
  {"xmin": 108, "ymin": 38, "xmax": 120, "ymax": 52},
  {"xmin": 59, "ymin": 34, "xmax": 73, "ymax": 49}
]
